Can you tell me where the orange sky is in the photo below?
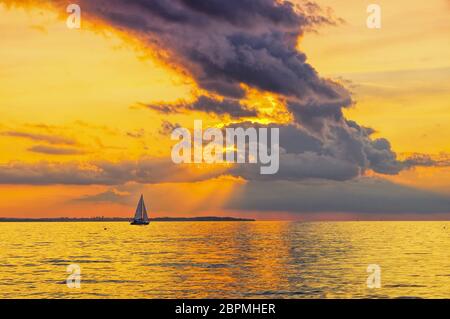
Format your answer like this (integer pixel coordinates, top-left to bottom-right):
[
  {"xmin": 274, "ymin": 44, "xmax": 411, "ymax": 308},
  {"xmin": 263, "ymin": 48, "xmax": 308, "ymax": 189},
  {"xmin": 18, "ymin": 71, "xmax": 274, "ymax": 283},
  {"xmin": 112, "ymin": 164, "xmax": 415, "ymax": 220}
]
[{"xmin": 0, "ymin": 1, "xmax": 449, "ymax": 219}]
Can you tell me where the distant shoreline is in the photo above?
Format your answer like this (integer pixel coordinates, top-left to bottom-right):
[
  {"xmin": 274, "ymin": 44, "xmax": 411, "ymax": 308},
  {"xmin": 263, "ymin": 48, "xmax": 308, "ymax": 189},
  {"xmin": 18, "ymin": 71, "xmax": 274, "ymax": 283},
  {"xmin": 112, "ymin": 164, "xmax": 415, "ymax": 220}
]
[{"xmin": 0, "ymin": 216, "xmax": 255, "ymax": 222}]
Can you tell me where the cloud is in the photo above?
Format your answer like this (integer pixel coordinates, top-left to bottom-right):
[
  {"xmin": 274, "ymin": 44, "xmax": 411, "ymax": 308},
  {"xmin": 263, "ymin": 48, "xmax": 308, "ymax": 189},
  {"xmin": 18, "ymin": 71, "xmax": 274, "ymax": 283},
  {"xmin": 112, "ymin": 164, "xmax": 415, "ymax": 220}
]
[
  {"xmin": 9, "ymin": 0, "xmax": 349, "ymax": 116},
  {"xmin": 1, "ymin": 131, "xmax": 77, "ymax": 145},
  {"xmin": 2, "ymin": 0, "xmax": 449, "ymax": 217},
  {"xmin": 159, "ymin": 120, "xmax": 181, "ymax": 136},
  {"xmin": 143, "ymin": 95, "xmax": 258, "ymax": 118},
  {"xmin": 70, "ymin": 176, "xmax": 450, "ymax": 215},
  {"xmin": 48, "ymin": 0, "xmax": 406, "ymax": 177},
  {"xmin": 225, "ymin": 178, "xmax": 450, "ymax": 214},
  {"xmin": 73, "ymin": 190, "xmax": 131, "ymax": 204},
  {"xmin": 0, "ymin": 161, "xmax": 113, "ymax": 185},
  {"xmin": 1, "ymin": 0, "xmax": 444, "ymax": 184},
  {"xmin": 1, "ymin": 156, "xmax": 449, "ymax": 215},
  {"xmin": 403, "ymin": 153, "xmax": 450, "ymax": 168},
  {"xmin": 0, "ymin": 158, "xmax": 226, "ymax": 185},
  {"xmin": 126, "ymin": 129, "xmax": 146, "ymax": 139},
  {"xmin": 3, "ymin": 0, "xmax": 407, "ymax": 179},
  {"xmin": 1, "ymin": 123, "xmax": 446, "ymax": 185},
  {"xmin": 230, "ymin": 152, "xmax": 360, "ymax": 181},
  {"xmin": 27, "ymin": 145, "xmax": 86, "ymax": 155},
  {"xmin": 224, "ymin": 121, "xmax": 404, "ymax": 181}
]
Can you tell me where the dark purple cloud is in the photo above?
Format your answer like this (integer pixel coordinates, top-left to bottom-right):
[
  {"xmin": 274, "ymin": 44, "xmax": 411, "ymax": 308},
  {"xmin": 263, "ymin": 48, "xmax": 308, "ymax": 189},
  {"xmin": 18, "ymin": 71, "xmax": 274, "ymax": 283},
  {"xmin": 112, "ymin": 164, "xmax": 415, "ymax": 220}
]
[
  {"xmin": 69, "ymin": 0, "xmax": 404, "ymax": 177},
  {"xmin": 224, "ymin": 121, "xmax": 405, "ymax": 180},
  {"xmin": 1, "ymin": 0, "xmax": 434, "ymax": 181},
  {"xmin": 21, "ymin": 0, "xmax": 349, "ymax": 118}
]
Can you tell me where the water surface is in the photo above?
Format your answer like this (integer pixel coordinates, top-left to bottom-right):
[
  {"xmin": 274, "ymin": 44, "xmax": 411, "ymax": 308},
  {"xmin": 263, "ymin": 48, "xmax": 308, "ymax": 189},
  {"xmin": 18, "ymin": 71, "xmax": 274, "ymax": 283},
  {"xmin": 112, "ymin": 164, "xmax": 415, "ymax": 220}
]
[{"xmin": 0, "ymin": 221, "xmax": 449, "ymax": 298}]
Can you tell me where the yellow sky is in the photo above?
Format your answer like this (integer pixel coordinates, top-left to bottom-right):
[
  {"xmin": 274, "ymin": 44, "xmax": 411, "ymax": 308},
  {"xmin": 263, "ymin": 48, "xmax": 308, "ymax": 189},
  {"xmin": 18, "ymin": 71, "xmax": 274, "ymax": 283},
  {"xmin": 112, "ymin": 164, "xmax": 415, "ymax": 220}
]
[
  {"xmin": 300, "ymin": 0, "xmax": 450, "ymax": 154},
  {"xmin": 301, "ymin": 0, "xmax": 450, "ymax": 192},
  {"xmin": 301, "ymin": 0, "xmax": 450, "ymax": 74},
  {"xmin": 0, "ymin": 1, "xmax": 449, "ymax": 217},
  {"xmin": 0, "ymin": 5, "xmax": 193, "ymax": 162}
]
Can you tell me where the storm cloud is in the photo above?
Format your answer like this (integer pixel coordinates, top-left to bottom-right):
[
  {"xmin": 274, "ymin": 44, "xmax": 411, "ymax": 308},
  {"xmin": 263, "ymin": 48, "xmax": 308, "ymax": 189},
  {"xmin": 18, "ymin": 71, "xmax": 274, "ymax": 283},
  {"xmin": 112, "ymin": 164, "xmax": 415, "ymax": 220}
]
[
  {"xmin": 224, "ymin": 122, "xmax": 404, "ymax": 181},
  {"xmin": 77, "ymin": 0, "xmax": 344, "ymax": 100},
  {"xmin": 9, "ymin": 0, "xmax": 350, "ymax": 117},
  {"xmin": 63, "ymin": 0, "xmax": 403, "ymax": 178},
  {"xmin": 2, "ymin": 0, "xmax": 412, "ymax": 179}
]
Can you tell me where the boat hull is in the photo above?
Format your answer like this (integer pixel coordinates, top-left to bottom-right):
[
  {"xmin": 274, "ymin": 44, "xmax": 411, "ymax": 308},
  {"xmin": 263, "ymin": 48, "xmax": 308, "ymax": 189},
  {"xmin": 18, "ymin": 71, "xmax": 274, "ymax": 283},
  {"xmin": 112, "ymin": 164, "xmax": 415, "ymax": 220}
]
[{"xmin": 130, "ymin": 220, "xmax": 150, "ymax": 225}]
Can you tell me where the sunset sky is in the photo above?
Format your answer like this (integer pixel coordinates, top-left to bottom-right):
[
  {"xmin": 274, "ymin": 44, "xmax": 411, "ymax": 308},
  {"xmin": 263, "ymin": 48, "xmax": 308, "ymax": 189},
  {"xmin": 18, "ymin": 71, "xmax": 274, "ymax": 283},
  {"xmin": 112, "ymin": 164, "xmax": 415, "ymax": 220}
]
[{"xmin": 0, "ymin": 0, "xmax": 449, "ymax": 219}]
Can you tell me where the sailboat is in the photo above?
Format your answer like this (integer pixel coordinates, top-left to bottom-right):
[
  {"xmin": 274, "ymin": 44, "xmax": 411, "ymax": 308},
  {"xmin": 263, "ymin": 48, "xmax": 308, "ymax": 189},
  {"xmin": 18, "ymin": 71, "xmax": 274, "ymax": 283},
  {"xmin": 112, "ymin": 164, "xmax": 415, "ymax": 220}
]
[{"xmin": 130, "ymin": 194, "xmax": 150, "ymax": 225}]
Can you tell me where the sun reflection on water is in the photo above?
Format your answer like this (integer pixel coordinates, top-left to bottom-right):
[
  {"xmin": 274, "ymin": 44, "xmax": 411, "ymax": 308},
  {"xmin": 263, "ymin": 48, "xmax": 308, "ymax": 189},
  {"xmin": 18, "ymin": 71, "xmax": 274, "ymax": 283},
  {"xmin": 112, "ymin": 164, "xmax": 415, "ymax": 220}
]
[{"xmin": 0, "ymin": 221, "xmax": 449, "ymax": 298}]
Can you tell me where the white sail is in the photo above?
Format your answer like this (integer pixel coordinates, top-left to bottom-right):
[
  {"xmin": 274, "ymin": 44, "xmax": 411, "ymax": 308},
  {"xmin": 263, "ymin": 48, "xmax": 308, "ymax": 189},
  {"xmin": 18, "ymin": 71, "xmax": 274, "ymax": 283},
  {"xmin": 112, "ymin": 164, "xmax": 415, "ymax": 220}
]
[
  {"xmin": 132, "ymin": 194, "xmax": 150, "ymax": 224},
  {"xmin": 133, "ymin": 195, "xmax": 144, "ymax": 221},
  {"xmin": 141, "ymin": 198, "xmax": 149, "ymax": 222}
]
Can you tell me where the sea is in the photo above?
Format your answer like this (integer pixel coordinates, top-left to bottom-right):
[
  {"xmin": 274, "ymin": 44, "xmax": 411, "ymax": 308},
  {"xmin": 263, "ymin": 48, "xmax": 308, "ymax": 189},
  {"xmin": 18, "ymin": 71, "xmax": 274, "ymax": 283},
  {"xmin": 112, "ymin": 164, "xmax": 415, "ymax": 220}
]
[{"xmin": 0, "ymin": 221, "xmax": 449, "ymax": 298}]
